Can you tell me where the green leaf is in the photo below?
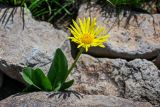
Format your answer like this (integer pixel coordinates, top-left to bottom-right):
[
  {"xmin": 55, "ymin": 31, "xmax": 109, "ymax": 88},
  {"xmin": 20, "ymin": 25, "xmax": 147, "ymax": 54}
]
[
  {"xmin": 32, "ymin": 68, "xmax": 52, "ymax": 91},
  {"xmin": 60, "ymin": 79, "xmax": 74, "ymax": 91},
  {"xmin": 47, "ymin": 48, "xmax": 68, "ymax": 90},
  {"xmin": 21, "ymin": 67, "xmax": 40, "ymax": 90},
  {"xmin": 21, "ymin": 67, "xmax": 41, "ymax": 90},
  {"xmin": 21, "ymin": 67, "xmax": 34, "ymax": 85},
  {"xmin": 53, "ymin": 82, "xmax": 62, "ymax": 92}
]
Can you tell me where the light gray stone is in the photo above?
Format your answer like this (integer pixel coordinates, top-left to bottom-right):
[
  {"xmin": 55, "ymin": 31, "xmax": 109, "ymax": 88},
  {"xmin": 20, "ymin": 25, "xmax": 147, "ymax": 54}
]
[
  {"xmin": 0, "ymin": 7, "xmax": 72, "ymax": 81},
  {"xmin": 72, "ymin": 55, "xmax": 160, "ymax": 107},
  {"xmin": 113, "ymin": 59, "xmax": 160, "ymax": 107},
  {"xmin": 71, "ymin": 54, "xmax": 121, "ymax": 96},
  {"xmin": 77, "ymin": 3, "xmax": 160, "ymax": 59},
  {"xmin": 0, "ymin": 92, "xmax": 153, "ymax": 107}
]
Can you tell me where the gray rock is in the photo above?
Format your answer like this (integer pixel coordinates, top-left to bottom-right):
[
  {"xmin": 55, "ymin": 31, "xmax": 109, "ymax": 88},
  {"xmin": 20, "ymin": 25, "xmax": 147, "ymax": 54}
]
[
  {"xmin": 72, "ymin": 55, "xmax": 160, "ymax": 107},
  {"xmin": 0, "ymin": 71, "xmax": 3, "ymax": 88},
  {"xmin": 71, "ymin": 54, "xmax": 121, "ymax": 96},
  {"xmin": 0, "ymin": 7, "xmax": 71, "ymax": 81},
  {"xmin": 77, "ymin": 3, "xmax": 160, "ymax": 59},
  {"xmin": 111, "ymin": 59, "xmax": 160, "ymax": 107},
  {"xmin": 0, "ymin": 92, "xmax": 153, "ymax": 107}
]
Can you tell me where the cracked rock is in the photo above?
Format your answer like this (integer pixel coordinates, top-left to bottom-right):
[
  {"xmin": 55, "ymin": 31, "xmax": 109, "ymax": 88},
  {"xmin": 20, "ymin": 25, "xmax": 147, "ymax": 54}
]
[
  {"xmin": 77, "ymin": 3, "xmax": 160, "ymax": 59},
  {"xmin": 72, "ymin": 55, "xmax": 160, "ymax": 107},
  {"xmin": 0, "ymin": 92, "xmax": 153, "ymax": 107},
  {"xmin": 0, "ymin": 7, "xmax": 72, "ymax": 81}
]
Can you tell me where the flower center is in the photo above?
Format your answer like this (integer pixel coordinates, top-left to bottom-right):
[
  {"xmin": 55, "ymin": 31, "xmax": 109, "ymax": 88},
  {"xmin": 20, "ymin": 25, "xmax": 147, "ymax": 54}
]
[{"xmin": 81, "ymin": 34, "xmax": 94, "ymax": 44}]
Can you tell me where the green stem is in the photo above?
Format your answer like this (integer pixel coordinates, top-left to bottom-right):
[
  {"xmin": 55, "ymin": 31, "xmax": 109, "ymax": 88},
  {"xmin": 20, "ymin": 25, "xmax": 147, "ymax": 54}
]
[{"xmin": 65, "ymin": 48, "xmax": 84, "ymax": 80}]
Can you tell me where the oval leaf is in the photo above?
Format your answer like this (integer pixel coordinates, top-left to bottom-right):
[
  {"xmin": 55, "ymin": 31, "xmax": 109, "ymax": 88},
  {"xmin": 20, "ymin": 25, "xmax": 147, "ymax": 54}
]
[
  {"xmin": 21, "ymin": 67, "xmax": 34, "ymax": 85},
  {"xmin": 21, "ymin": 67, "xmax": 41, "ymax": 90},
  {"xmin": 60, "ymin": 79, "xmax": 74, "ymax": 91},
  {"xmin": 32, "ymin": 68, "xmax": 52, "ymax": 91},
  {"xmin": 47, "ymin": 48, "xmax": 68, "ymax": 90}
]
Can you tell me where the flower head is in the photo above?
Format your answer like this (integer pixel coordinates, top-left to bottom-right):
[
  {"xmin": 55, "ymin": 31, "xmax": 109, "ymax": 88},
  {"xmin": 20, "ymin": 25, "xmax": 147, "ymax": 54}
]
[{"xmin": 68, "ymin": 17, "xmax": 110, "ymax": 52}]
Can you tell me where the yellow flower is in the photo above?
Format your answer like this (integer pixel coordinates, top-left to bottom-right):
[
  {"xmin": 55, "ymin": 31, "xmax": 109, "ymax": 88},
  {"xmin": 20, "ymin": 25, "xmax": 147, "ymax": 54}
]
[{"xmin": 68, "ymin": 17, "xmax": 110, "ymax": 52}]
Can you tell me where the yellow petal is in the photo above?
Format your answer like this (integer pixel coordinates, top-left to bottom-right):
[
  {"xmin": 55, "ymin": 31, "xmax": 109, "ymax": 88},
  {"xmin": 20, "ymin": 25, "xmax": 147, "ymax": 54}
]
[
  {"xmin": 70, "ymin": 25, "xmax": 81, "ymax": 36},
  {"xmin": 86, "ymin": 17, "xmax": 90, "ymax": 33},
  {"xmin": 78, "ymin": 18, "xmax": 85, "ymax": 34},
  {"xmin": 85, "ymin": 46, "xmax": 88, "ymax": 52},
  {"xmin": 95, "ymin": 27, "xmax": 105, "ymax": 36},
  {"xmin": 77, "ymin": 43, "xmax": 84, "ymax": 48},
  {"xmin": 72, "ymin": 20, "xmax": 82, "ymax": 34},
  {"xmin": 99, "ymin": 44, "xmax": 105, "ymax": 48},
  {"xmin": 83, "ymin": 17, "xmax": 87, "ymax": 33},
  {"xmin": 90, "ymin": 18, "xmax": 96, "ymax": 34}
]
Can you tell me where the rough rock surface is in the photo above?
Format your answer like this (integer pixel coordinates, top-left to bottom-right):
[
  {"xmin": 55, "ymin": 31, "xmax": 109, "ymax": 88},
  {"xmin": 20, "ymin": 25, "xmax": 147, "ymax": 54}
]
[
  {"xmin": 0, "ymin": 7, "xmax": 72, "ymax": 81},
  {"xmin": 71, "ymin": 55, "xmax": 160, "ymax": 107},
  {"xmin": 71, "ymin": 55, "xmax": 120, "ymax": 96},
  {"xmin": 0, "ymin": 92, "xmax": 153, "ymax": 107},
  {"xmin": 77, "ymin": 3, "xmax": 160, "ymax": 59},
  {"xmin": 111, "ymin": 58, "xmax": 160, "ymax": 107}
]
